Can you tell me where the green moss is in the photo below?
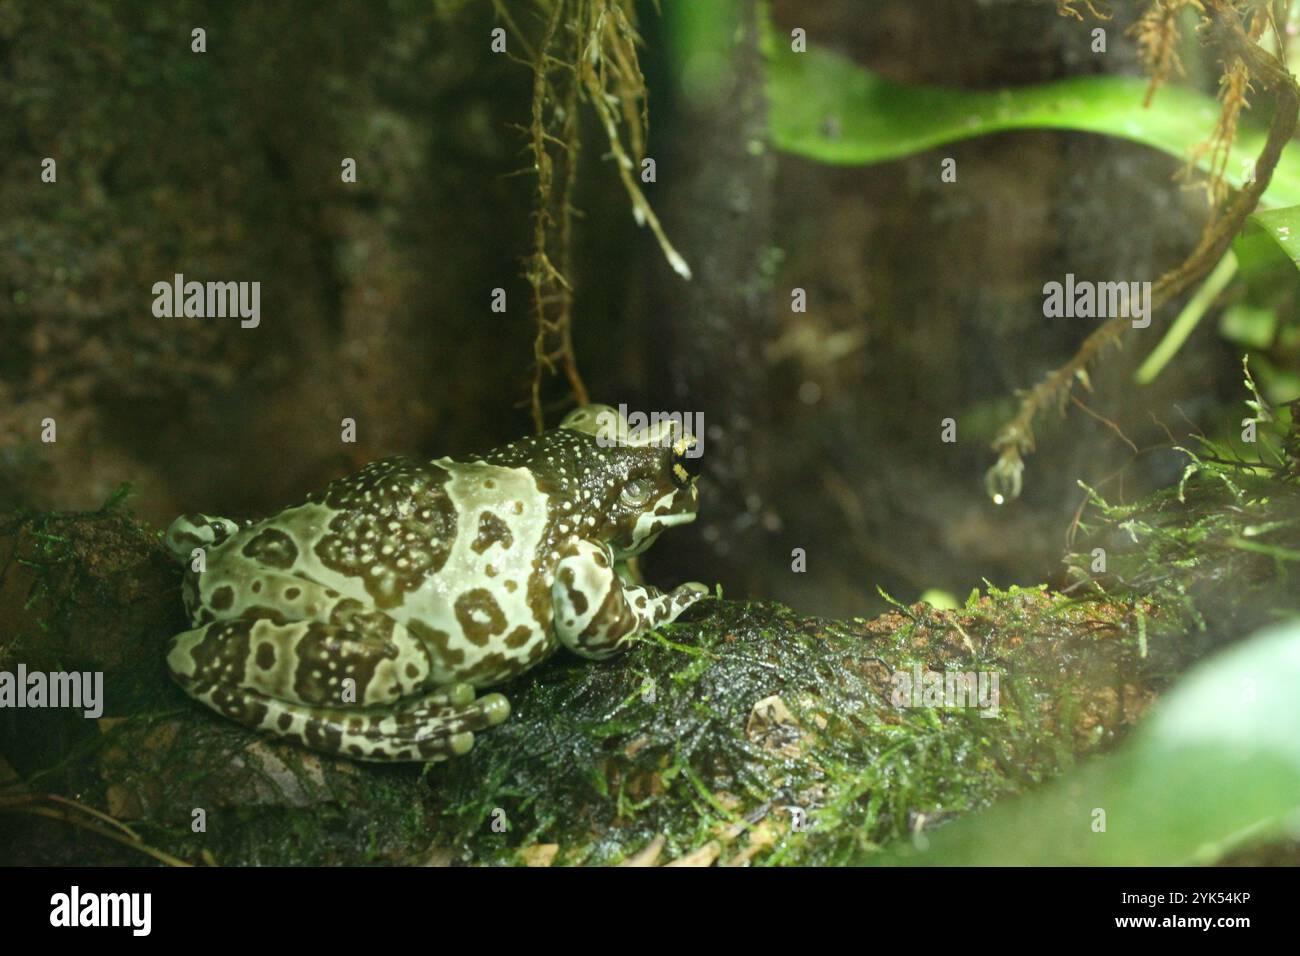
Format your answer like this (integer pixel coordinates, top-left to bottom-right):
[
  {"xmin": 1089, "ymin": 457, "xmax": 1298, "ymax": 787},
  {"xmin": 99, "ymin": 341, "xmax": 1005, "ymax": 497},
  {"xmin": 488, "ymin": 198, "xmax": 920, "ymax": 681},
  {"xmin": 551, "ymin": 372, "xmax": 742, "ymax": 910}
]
[{"xmin": 423, "ymin": 589, "xmax": 1149, "ymax": 866}]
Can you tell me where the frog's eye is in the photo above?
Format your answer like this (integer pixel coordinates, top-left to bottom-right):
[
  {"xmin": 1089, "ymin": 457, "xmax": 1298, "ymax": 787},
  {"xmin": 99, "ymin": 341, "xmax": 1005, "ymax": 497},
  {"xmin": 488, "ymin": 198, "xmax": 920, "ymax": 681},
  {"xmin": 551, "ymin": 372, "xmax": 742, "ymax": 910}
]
[
  {"xmin": 669, "ymin": 435, "xmax": 702, "ymax": 488},
  {"xmin": 620, "ymin": 478, "xmax": 654, "ymax": 508}
]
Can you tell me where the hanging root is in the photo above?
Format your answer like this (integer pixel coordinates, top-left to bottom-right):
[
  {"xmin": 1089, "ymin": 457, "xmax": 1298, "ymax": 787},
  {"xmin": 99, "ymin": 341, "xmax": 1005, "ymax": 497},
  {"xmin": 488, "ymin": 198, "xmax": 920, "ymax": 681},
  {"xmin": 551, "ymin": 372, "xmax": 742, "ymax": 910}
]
[{"xmin": 493, "ymin": 0, "xmax": 689, "ymax": 432}]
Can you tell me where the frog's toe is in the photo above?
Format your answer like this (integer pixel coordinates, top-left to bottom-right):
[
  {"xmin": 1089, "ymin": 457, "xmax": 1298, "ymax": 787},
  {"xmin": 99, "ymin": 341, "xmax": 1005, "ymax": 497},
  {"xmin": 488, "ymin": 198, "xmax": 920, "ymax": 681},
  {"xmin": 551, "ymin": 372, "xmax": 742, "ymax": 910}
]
[
  {"xmin": 672, "ymin": 581, "xmax": 710, "ymax": 610},
  {"xmin": 357, "ymin": 688, "xmax": 512, "ymax": 762},
  {"xmin": 426, "ymin": 681, "xmax": 476, "ymax": 708},
  {"xmin": 400, "ymin": 691, "xmax": 510, "ymax": 737},
  {"xmin": 479, "ymin": 692, "xmax": 511, "ymax": 726}
]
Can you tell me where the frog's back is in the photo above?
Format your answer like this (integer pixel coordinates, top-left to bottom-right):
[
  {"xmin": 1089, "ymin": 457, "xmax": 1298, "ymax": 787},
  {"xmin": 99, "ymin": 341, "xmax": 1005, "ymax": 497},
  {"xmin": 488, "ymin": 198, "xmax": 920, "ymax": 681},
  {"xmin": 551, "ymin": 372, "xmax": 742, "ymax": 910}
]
[{"xmin": 247, "ymin": 455, "xmax": 557, "ymax": 684}]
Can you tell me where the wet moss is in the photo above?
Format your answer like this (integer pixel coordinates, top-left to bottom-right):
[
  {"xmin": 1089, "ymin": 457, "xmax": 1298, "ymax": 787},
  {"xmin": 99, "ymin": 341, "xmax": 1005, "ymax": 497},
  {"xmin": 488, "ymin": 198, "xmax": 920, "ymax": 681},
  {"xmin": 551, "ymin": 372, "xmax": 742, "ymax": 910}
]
[{"xmin": 424, "ymin": 588, "xmax": 1156, "ymax": 865}]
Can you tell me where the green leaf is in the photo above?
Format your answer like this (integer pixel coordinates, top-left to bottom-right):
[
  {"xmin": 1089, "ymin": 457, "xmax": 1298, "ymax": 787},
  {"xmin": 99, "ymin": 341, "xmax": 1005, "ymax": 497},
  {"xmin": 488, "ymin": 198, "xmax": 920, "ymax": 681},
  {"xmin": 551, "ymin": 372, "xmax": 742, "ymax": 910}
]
[
  {"xmin": 881, "ymin": 618, "xmax": 1300, "ymax": 865},
  {"xmin": 1219, "ymin": 302, "xmax": 1279, "ymax": 349},
  {"xmin": 763, "ymin": 28, "xmax": 1300, "ymax": 208},
  {"xmin": 1234, "ymin": 205, "xmax": 1300, "ymax": 278}
]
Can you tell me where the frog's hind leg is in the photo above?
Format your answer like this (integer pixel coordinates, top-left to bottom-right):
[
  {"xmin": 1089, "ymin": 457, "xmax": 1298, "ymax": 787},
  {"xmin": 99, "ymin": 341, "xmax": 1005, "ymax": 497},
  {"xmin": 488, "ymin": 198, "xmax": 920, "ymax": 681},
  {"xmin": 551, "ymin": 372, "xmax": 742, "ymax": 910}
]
[
  {"xmin": 192, "ymin": 677, "xmax": 508, "ymax": 762},
  {"xmin": 166, "ymin": 616, "xmax": 509, "ymax": 761},
  {"xmin": 324, "ymin": 687, "xmax": 510, "ymax": 761},
  {"xmin": 167, "ymin": 612, "xmax": 440, "ymax": 711}
]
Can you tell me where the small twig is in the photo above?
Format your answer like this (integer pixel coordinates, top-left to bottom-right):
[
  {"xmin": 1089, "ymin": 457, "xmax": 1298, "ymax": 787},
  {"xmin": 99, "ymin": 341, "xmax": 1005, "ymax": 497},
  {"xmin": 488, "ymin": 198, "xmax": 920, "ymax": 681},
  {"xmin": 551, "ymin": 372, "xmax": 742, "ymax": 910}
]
[
  {"xmin": 1071, "ymin": 396, "xmax": 1139, "ymax": 454},
  {"xmin": 0, "ymin": 791, "xmax": 194, "ymax": 867}
]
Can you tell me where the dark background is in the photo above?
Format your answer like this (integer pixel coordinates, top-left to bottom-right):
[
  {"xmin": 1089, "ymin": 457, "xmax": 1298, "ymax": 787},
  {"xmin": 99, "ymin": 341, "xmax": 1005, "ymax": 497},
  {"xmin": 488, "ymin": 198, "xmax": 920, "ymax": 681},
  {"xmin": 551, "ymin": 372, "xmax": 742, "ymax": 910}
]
[{"xmin": 0, "ymin": 0, "xmax": 1251, "ymax": 618}]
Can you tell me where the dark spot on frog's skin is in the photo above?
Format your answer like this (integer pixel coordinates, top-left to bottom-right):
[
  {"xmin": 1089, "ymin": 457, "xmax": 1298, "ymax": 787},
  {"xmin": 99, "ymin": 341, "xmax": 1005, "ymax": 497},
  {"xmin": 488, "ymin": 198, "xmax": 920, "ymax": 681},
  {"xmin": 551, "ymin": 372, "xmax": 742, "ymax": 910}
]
[
  {"xmin": 256, "ymin": 643, "xmax": 277, "ymax": 670},
  {"xmin": 527, "ymin": 567, "xmax": 552, "ymax": 635},
  {"xmin": 296, "ymin": 617, "xmax": 399, "ymax": 705},
  {"xmin": 251, "ymin": 580, "xmax": 263, "ymax": 593},
  {"xmin": 182, "ymin": 572, "xmax": 201, "ymax": 616},
  {"xmin": 303, "ymin": 717, "xmax": 343, "ymax": 754},
  {"xmin": 405, "ymin": 662, "xmax": 420, "ymax": 679},
  {"xmin": 285, "ymin": 586, "xmax": 301, "ymax": 600},
  {"xmin": 241, "ymin": 527, "xmax": 299, "ymax": 569},
  {"xmin": 593, "ymin": 550, "xmax": 609, "ymax": 568},
  {"xmin": 505, "ymin": 625, "xmax": 532, "ymax": 649},
  {"xmin": 185, "ymin": 620, "xmax": 253, "ymax": 689},
  {"xmin": 504, "ymin": 579, "xmax": 518, "ymax": 593},
  {"xmin": 313, "ymin": 459, "xmax": 456, "ymax": 609},
  {"xmin": 336, "ymin": 714, "xmax": 362, "ymax": 735},
  {"xmin": 472, "ymin": 511, "xmax": 513, "ymax": 555},
  {"xmin": 636, "ymin": 595, "xmax": 647, "ymax": 609},
  {"xmin": 245, "ymin": 699, "xmax": 270, "ymax": 729},
  {"xmin": 581, "ymin": 583, "xmax": 636, "ymax": 643},
  {"xmin": 329, "ymin": 597, "xmax": 367, "ymax": 626},
  {"xmin": 348, "ymin": 744, "xmax": 363, "ymax": 756},
  {"xmin": 210, "ymin": 585, "xmax": 235, "ymax": 610},
  {"xmin": 558, "ymin": 566, "xmax": 588, "ymax": 615},
  {"xmin": 239, "ymin": 605, "xmax": 292, "ymax": 625},
  {"xmin": 454, "ymin": 589, "xmax": 507, "ymax": 647},
  {"xmin": 278, "ymin": 712, "xmax": 293, "ymax": 731},
  {"xmin": 409, "ymin": 619, "xmax": 465, "ymax": 667}
]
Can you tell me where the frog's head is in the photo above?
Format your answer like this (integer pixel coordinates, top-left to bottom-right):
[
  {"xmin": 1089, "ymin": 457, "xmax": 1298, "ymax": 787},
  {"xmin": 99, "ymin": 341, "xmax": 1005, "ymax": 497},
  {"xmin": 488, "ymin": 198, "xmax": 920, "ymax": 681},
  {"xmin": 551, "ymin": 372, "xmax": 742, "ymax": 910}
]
[{"xmin": 553, "ymin": 404, "xmax": 702, "ymax": 560}]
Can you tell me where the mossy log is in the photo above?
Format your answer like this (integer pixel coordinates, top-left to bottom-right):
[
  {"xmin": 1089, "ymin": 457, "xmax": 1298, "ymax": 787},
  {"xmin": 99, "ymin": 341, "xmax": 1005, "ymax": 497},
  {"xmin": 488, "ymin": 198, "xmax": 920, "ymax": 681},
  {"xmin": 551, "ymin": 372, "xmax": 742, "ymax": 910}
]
[{"xmin": 2, "ymin": 469, "xmax": 1298, "ymax": 865}]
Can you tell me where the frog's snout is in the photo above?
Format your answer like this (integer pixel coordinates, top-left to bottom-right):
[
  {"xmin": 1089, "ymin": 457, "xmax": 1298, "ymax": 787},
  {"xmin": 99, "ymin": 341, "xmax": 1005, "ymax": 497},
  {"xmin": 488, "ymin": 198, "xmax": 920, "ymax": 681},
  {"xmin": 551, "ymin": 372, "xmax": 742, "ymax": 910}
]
[{"xmin": 163, "ymin": 513, "xmax": 239, "ymax": 564}]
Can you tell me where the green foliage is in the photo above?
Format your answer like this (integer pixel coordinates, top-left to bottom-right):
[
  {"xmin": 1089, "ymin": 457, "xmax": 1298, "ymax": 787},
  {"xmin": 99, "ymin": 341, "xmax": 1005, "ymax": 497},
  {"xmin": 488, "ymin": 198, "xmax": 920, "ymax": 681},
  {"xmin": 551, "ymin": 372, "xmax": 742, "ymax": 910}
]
[
  {"xmin": 882, "ymin": 616, "xmax": 1300, "ymax": 865},
  {"xmin": 760, "ymin": 17, "xmax": 1300, "ymax": 208},
  {"xmin": 1235, "ymin": 206, "xmax": 1300, "ymax": 275},
  {"xmin": 1066, "ymin": 423, "xmax": 1300, "ymax": 633},
  {"xmin": 887, "ymin": 422, "xmax": 1300, "ymax": 865},
  {"xmin": 426, "ymin": 590, "xmax": 1161, "ymax": 865}
]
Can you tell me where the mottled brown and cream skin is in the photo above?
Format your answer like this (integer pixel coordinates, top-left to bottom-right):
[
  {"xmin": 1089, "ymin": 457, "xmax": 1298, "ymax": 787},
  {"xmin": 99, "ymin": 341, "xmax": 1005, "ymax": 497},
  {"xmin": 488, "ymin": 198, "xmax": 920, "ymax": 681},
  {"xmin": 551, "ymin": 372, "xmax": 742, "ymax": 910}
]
[{"xmin": 163, "ymin": 405, "xmax": 706, "ymax": 762}]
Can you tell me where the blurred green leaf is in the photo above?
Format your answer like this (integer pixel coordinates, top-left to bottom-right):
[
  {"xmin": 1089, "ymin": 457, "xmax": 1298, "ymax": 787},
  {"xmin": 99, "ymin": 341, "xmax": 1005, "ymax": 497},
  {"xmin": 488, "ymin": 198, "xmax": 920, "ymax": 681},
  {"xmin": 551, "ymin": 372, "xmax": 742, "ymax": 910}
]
[
  {"xmin": 1234, "ymin": 205, "xmax": 1300, "ymax": 279},
  {"xmin": 919, "ymin": 588, "xmax": 959, "ymax": 610},
  {"xmin": 882, "ymin": 618, "xmax": 1300, "ymax": 865},
  {"xmin": 763, "ymin": 27, "xmax": 1300, "ymax": 208},
  {"xmin": 1218, "ymin": 303, "xmax": 1278, "ymax": 349}
]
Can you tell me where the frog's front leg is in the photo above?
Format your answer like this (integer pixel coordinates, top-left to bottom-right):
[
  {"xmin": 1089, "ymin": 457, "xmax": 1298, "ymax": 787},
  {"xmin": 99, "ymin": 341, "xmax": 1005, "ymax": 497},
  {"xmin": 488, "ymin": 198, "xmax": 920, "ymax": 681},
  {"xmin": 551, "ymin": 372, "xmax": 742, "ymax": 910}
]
[{"xmin": 552, "ymin": 539, "xmax": 707, "ymax": 659}]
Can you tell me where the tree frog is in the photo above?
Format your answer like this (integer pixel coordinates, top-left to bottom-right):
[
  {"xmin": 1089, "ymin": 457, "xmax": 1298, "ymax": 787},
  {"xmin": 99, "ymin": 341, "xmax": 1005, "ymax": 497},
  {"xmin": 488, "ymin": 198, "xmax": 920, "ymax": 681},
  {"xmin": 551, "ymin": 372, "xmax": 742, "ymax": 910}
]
[{"xmin": 163, "ymin": 405, "xmax": 706, "ymax": 762}]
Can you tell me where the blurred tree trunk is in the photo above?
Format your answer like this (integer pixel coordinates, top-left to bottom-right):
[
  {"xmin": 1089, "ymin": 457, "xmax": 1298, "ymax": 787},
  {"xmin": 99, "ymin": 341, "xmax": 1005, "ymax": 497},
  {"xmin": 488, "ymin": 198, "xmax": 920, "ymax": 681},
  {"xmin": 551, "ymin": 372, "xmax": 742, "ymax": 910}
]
[{"xmin": 638, "ymin": 0, "xmax": 780, "ymax": 595}]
